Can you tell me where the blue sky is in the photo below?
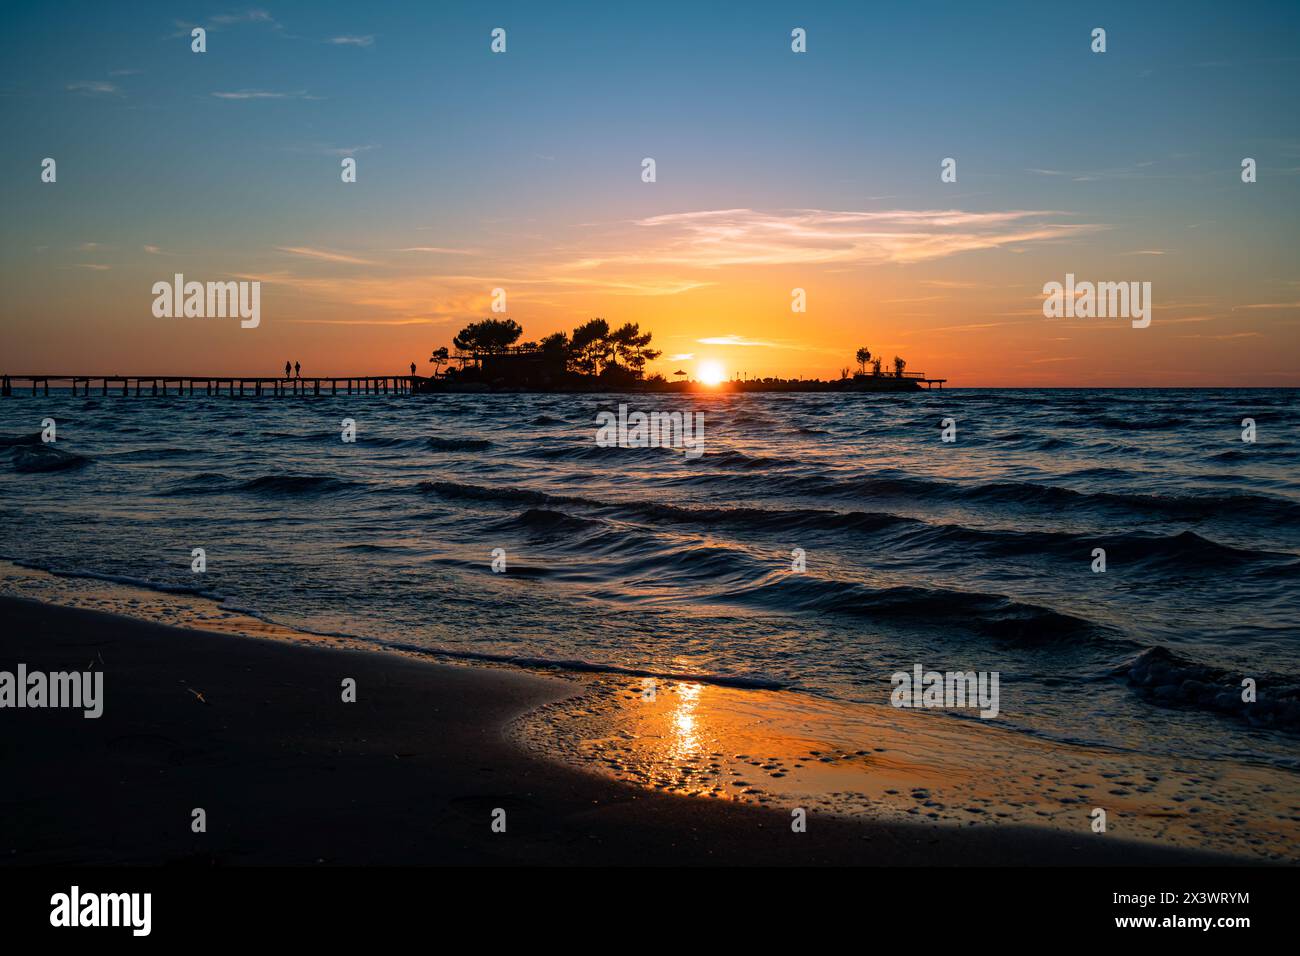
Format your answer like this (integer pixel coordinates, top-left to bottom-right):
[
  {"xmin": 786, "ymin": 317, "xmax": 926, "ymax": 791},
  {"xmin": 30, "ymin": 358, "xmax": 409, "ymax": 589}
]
[{"xmin": 2, "ymin": 1, "xmax": 1298, "ymax": 383}]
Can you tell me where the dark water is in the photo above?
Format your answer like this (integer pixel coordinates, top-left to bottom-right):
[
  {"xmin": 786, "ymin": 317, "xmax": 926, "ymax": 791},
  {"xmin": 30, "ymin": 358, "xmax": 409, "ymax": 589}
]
[{"xmin": 2, "ymin": 388, "xmax": 1297, "ymax": 767}]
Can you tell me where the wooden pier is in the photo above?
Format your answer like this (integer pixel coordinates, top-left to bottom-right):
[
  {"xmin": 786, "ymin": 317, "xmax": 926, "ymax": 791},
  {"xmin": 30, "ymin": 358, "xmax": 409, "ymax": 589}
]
[
  {"xmin": 849, "ymin": 371, "xmax": 946, "ymax": 391},
  {"xmin": 0, "ymin": 375, "xmax": 419, "ymax": 397}
]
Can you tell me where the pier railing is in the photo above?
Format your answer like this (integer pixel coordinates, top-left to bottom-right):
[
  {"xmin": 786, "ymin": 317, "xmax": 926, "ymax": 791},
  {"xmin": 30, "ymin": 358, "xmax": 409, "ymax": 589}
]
[
  {"xmin": 853, "ymin": 370, "xmax": 946, "ymax": 388},
  {"xmin": 0, "ymin": 375, "xmax": 419, "ymax": 397}
]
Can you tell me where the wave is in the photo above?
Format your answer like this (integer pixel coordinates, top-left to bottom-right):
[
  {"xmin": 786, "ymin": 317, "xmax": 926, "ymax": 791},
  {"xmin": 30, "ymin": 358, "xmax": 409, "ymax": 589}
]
[
  {"xmin": 1081, "ymin": 415, "xmax": 1193, "ymax": 431},
  {"xmin": 238, "ymin": 474, "xmax": 360, "ymax": 495},
  {"xmin": 425, "ymin": 437, "xmax": 493, "ymax": 452},
  {"xmin": 727, "ymin": 411, "xmax": 777, "ymax": 427},
  {"xmin": 697, "ymin": 449, "xmax": 786, "ymax": 469},
  {"xmin": 7, "ymin": 557, "xmax": 224, "ymax": 600},
  {"xmin": 419, "ymin": 479, "xmax": 570, "ymax": 507},
  {"xmin": 897, "ymin": 524, "xmax": 1293, "ymax": 570},
  {"xmin": 420, "ymin": 480, "xmax": 909, "ymax": 531},
  {"xmin": 664, "ymin": 470, "xmax": 1300, "ymax": 523},
  {"xmin": 5, "ymin": 444, "xmax": 90, "ymax": 473},
  {"xmin": 420, "ymin": 481, "xmax": 1296, "ymax": 573},
  {"xmin": 5, "ymin": 557, "xmax": 790, "ymax": 690},
  {"xmin": 717, "ymin": 573, "xmax": 1110, "ymax": 644},
  {"xmin": 385, "ymin": 645, "xmax": 789, "ymax": 689},
  {"xmin": 489, "ymin": 508, "xmax": 606, "ymax": 535},
  {"xmin": 1206, "ymin": 447, "xmax": 1295, "ymax": 464},
  {"xmin": 537, "ymin": 444, "xmax": 786, "ymax": 469},
  {"xmin": 1120, "ymin": 646, "xmax": 1300, "ymax": 731},
  {"xmin": 949, "ymin": 430, "xmax": 1078, "ymax": 452},
  {"xmin": 531, "ymin": 443, "xmax": 666, "ymax": 463},
  {"xmin": 260, "ymin": 431, "xmax": 495, "ymax": 453},
  {"xmin": 101, "ymin": 446, "xmax": 204, "ymax": 460},
  {"xmin": 161, "ymin": 472, "xmax": 362, "ymax": 496}
]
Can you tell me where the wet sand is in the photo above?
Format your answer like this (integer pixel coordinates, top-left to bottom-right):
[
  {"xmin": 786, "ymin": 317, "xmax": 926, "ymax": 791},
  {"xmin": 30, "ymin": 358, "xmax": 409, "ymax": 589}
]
[
  {"xmin": 0, "ymin": 594, "xmax": 1259, "ymax": 866},
  {"xmin": 517, "ymin": 676, "xmax": 1299, "ymax": 862}
]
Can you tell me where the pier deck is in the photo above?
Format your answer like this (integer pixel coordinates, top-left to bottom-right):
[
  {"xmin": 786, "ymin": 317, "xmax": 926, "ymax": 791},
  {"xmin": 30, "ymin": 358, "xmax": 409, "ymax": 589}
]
[
  {"xmin": 1, "ymin": 373, "xmax": 947, "ymax": 396},
  {"xmin": 0, "ymin": 375, "xmax": 418, "ymax": 397}
]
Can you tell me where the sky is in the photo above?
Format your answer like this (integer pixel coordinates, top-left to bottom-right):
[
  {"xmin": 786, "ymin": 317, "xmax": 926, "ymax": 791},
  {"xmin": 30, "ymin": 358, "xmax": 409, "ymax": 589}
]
[{"xmin": 2, "ymin": 0, "xmax": 1299, "ymax": 386}]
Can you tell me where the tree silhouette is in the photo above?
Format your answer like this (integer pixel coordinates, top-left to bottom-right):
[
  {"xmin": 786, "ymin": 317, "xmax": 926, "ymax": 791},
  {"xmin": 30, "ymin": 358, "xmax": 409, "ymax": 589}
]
[
  {"xmin": 569, "ymin": 318, "xmax": 612, "ymax": 375},
  {"xmin": 452, "ymin": 318, "xmax": 523, "ymax": 356},
  {"xmin": 855, "ymin": 347, "xmax": 872, "ymax": 374},
  {"xmin": 893, "ymin": 355, "xmax": 907, "ymax": 377},
  {"xmin": 608, "ymin": 322, "xmax": 661, "ymax": 373},
  {"xmin": 428, "ymin": 346, "xmax": 449, "ymax": 374},
  {"xmin": 539, "ymin": 331, "xmax": 569, "ymax": 360}
]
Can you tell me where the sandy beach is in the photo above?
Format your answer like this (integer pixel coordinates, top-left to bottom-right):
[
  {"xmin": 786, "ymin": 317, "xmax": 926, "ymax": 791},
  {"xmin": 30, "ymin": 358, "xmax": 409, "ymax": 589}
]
[{"xmin": 1, "ymin": 593, "xmax": 1258, "ymax": 866}]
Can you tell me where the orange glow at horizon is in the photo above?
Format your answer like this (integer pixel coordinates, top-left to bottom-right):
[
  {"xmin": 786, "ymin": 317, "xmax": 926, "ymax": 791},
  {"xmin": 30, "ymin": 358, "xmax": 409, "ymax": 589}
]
[{"xmin": 2, "ymin": 223, "xmax": 1297, "ymax": 387}]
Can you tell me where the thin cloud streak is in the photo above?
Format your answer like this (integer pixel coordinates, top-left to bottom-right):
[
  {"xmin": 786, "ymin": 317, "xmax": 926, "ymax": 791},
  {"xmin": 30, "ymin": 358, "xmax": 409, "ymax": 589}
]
[
  {"xmin": 67, "ymin": 81, "xmax": 120, "ymax": 96},
  {"xmin": 566, "ymin": 208, "xmax": 1101, "ymax": 270},
  {"xmin": 212, "ymin": 89, "xmax": 319, "ymax": 100},
  {"xmin": 394, "ymin": 246, "xmax": 479, "ymax": 255},
  {"xmin": 275, "ymin": 246, "xmax": 376, "ymax": 265}
]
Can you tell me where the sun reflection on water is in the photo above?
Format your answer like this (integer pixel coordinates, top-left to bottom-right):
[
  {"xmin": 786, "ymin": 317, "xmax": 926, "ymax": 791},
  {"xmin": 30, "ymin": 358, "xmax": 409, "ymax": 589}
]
[{"xmin": 670, "ymin": 682, "xmax": 703, "ymax": 761}]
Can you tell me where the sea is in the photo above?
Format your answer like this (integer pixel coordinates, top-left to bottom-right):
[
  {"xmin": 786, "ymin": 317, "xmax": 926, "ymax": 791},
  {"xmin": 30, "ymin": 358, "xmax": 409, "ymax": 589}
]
[{"xmin": 2, "ymin": 387, "xmax": 1297, "ymax": 771}]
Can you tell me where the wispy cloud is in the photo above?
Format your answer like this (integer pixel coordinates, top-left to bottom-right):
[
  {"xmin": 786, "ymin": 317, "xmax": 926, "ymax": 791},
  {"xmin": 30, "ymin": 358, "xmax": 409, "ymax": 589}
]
[
  {"xmin": 394, "ymin": 246, "xmax": 478, "ymax": 255},
  {"xmin": 696, "ymin": 335, "xmax": 783, "ymax": 347},
  {"xmin": 1177, "ymin": 332, "xmax": 1262, "ymax": 340},
  {"xmin": 1158, "ymin": 314, "xmax": 1223, "ymax": 325},
  {"xmin": 568, "ymin": 208, "xmax": 1100, "ymax": 270},
  {"xmin": 1026, "ymin": 161, "xmax": 1158, "ymax": 183},
  {"xmin": 174, "ymin": 9, "xmax": 277, "ymax": 35},
  {"xmin": 209, "ymin": 9, "xmax": 276, "ymax": 27},
  {"xmin": 919, "ymin": 279, "xmax": 986, "ymax": 290},
  {"xmin": 212, "ymin": 89, "xmax": 319, "ymax": 100},
  {"xmin": 275, "ymin": 246, "xmax": 376, "ymax": 265},
  {"xmin": 67, "ymin": 81, "xmax": 120, "ymax": 96},
  {"xmin": 545, "ymin": 276, "xmax": 710, "ymax": 296},
  {"xmin": 284, "ymin": 317, "xmax": 434, "ymax": 326},
  {"xmin": 922, "ymin": 321, "xmax": 1015, "ymax": 333},
  {"xmin": 235, "ymin": 270, "xmax": 490, "ymax": 322},
  {"xmin": 284, "ymin": 143, "xmax": 380, "ymax": 157},
  {"xmin": 327, "ymin": 35, "xmax": 375, "ymax": 47}
]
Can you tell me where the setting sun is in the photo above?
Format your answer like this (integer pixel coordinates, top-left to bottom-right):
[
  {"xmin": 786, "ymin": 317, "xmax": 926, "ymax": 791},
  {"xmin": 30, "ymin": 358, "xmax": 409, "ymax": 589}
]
[{"xmin": 697, "ymin": 360, "xmax": 726, "ymax": 385}]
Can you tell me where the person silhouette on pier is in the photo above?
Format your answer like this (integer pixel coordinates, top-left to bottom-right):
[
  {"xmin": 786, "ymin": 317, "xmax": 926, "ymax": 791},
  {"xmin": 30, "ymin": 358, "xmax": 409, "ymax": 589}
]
[
  {"xmin": 284, "ymin": 360, "xmax": 291, "ymax": 379},
  {"xmin": 410, "ymin": 361, "xmax": 416, "ymax": 376},
  {"xmin": 294, "ymin": 361, "xmax": 301, "ymax": 378}
]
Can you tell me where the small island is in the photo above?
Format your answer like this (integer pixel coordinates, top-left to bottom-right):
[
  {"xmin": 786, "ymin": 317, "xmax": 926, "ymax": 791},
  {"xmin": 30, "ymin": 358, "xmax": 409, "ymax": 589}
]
[{"xmin": 420, "ymin": 318, "xmax": 945, "ymax": 393}]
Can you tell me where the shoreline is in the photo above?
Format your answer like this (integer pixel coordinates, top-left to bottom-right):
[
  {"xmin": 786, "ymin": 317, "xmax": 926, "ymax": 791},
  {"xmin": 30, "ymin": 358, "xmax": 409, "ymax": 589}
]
[{"xmin": 0, "ymin": 593, "xmax": 1270, "ymax": 866}]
